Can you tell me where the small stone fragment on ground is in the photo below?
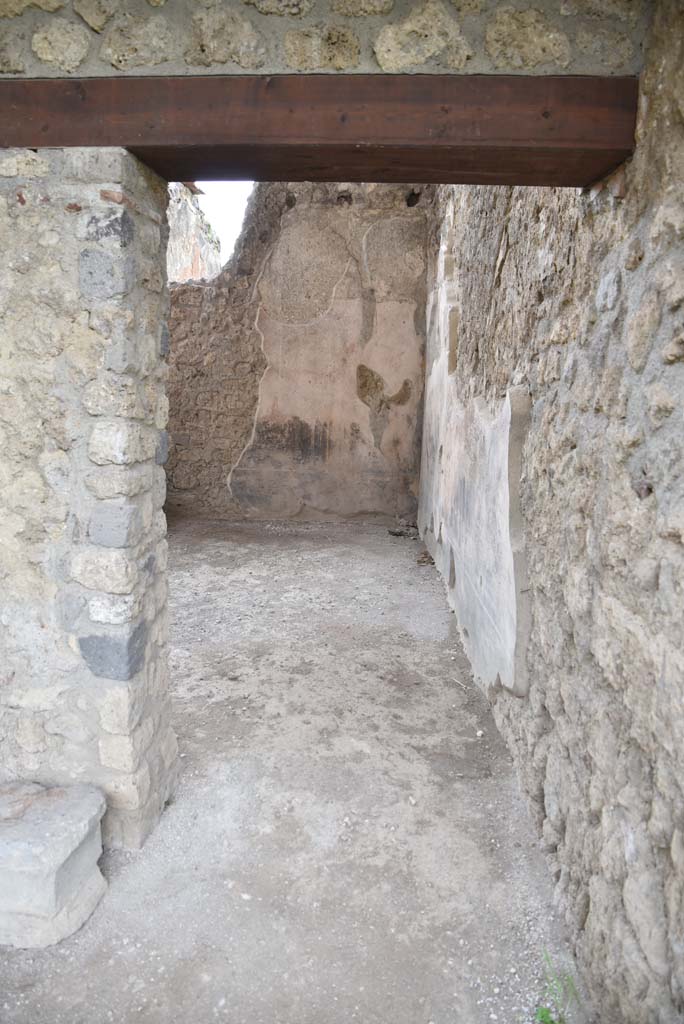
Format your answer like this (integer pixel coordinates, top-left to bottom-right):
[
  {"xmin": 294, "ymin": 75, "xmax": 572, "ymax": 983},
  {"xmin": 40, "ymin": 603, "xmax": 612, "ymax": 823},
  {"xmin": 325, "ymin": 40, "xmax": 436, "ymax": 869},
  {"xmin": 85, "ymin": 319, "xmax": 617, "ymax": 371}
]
[
  {"xmin": 388, "ymin": 525, "xmax": 419, "ymax": 539},
  {"xmin": 417, "ymin": 549, "xmax": 435, "ymax": 565}
]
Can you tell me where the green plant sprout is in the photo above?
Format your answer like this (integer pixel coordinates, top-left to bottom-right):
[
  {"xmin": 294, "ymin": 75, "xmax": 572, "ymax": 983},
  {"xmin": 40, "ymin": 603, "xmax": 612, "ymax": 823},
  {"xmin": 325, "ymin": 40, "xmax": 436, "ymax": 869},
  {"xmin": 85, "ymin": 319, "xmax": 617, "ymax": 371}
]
[{"xmin": 534, "ymin": 950, "xmax": 580, "ymax": 1024}]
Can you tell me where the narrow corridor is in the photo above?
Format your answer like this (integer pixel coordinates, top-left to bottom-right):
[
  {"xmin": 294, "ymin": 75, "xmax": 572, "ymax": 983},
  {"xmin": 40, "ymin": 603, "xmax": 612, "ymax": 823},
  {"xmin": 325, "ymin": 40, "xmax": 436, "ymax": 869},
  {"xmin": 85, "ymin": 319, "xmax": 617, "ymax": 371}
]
[{"xmin": 0, "ymin": 519, "xmax": 582, "ymax": 1024}]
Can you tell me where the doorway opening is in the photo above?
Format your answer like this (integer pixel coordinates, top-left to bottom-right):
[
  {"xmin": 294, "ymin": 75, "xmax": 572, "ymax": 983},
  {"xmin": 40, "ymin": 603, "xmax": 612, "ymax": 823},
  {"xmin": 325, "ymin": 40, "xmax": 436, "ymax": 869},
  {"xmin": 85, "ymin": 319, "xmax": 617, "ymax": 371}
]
[
  {"xmin": 104, "ymin": 177, "xmax": 580, "ymax": 1023},
  {"xmin": 5, "ymin": 39, "xmax": 678, "ymax": 1021}
]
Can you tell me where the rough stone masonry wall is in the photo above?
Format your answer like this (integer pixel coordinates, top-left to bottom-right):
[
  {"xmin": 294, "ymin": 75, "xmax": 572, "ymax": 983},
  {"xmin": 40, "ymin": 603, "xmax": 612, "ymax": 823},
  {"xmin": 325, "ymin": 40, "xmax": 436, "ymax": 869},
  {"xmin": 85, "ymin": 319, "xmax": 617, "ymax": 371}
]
[
  {"xmin": 0, "ymin": 147, "xmax": 177, "ymax": 849},
  {"xmin": 0, "ymin": 0, "xmax": 650, "ymax": 78},
  {"xmin": 166, "ymin": 182, "xmax": 221, "ymax": 285},
  {"xmin": 419, "ymin": 2, "xmax": 684, "ymax": 1021},
  {"xmin": 167, "ymin": 181, "xmax": 428, "ymax": 520}
]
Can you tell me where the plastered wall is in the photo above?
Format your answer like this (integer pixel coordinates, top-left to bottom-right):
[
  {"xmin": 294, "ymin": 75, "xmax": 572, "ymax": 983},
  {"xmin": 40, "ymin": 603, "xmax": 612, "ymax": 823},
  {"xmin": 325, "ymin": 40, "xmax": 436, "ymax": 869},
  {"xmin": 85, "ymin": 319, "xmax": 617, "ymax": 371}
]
[
  {"xmin": 0, "ymin": 0, "xmax": 649, "ymax": 78},
  {"xmin": 419, "ymin": 2, "xmax": 684, "ymax": 1020},
  {"xmin": 0, "ymin": 147, "xmax": 178, "ymax": 848},
  {"xmin": 167, "ymin": 181, "xmax": 428, "ymax": 520}
]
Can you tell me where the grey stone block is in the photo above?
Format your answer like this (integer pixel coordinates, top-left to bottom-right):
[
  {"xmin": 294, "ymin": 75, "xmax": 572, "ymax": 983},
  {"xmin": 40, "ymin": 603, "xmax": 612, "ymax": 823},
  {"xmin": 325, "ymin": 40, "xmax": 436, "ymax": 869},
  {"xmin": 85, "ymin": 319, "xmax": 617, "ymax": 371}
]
[
  {"xmin": 61, "ymin": 148, "xmax": 127, "ymax": 184},
  {"xmin": 155, "ymin": 431, "xmax": 169, "ymax": 466},
  {"xmin": 104, "ymin": 339, "xmax": 136, "ymax": 375},
  {"xmin": 86, "ymin": 210, "xmax": 135, "ymax": 247},
  {"xmin": 56, "ymin": 589, "xmax": 87, "ymax": 631},
  {"xmin": 88, "ymin": 500, "xmax": 142, "ymax": 548},
  {"xmin": 79, "ymin": 620, "xmax": 148, "ymax": 680},
  {"xmin": 104, "ymin": 332, "xmax": 157, "ymax": 375},
  {"xmin": 159, "ymin": 324, "xmax": 170, "ymax": 358},
  {"xmin": 79, "ymin": 248, "xmax": 134, "ymax": 300},
  {"xmin": 0, "ymin": 782, "xmax": 107, "ymax": 948}
]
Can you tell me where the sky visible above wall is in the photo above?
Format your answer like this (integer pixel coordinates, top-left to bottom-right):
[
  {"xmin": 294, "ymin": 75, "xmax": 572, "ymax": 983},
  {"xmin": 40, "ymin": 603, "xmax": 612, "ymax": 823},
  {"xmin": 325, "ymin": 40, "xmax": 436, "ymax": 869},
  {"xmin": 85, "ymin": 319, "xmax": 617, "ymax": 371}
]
[{"xmin": 195, "ymin": 181, "xmax": 254, "ymax": 263}]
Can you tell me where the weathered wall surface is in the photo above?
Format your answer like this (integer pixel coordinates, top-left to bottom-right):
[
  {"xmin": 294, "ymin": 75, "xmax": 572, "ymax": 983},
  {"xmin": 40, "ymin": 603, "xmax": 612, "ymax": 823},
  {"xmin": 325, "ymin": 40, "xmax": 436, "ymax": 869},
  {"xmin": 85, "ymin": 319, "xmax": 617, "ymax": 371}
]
[
  {"xmin": 420, "ymin": 370, "xmax": 532, "ymax": 695},
  {"xmin": 167, "ymin": 181, "xmax": 428, "ymax": 520},
  {"xmin": 0, "ymin": 0, "xmax": 649, "ymax": 78},
  {"xmin": 166, "ymin": 182, "xmax": 221, "ymax": 285},
  {"xmin": 0, "ymin": 147, "xmax": 177, "ymax": 849},
  {"xmin": 419, "ymin": 2, "xmax": 684, "ymax": 1020}
]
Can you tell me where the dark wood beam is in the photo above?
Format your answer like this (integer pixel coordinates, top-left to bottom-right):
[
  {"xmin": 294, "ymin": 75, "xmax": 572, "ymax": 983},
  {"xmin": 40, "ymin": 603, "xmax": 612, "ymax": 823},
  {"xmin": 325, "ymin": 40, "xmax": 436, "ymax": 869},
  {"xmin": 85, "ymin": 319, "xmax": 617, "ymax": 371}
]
[{"xmin": 0, "ymin": 74, "xmax": 638, "ymax": 187}]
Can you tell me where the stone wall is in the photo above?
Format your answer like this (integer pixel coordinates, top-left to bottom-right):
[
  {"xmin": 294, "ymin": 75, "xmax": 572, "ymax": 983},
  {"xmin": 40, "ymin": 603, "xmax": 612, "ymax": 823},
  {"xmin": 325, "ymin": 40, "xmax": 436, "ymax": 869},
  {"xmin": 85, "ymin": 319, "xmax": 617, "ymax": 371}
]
[
  {"xmin": 167, "ymin": 181, "xmax": 429, "ymax": 521},
  {"xmin": 0, "ymin": 0, "xmax": 649, "ymax": 78},
  {"xmin": 0, "ymin": 147, "xmax": 177, "ymax": 849},
  {"xmin": 419, "ymin": 2, "xmax": 684, "ymax": 1020},
  {"xmin": 166, "ymin": 182, "xmax": 221, "ymax": 285}
]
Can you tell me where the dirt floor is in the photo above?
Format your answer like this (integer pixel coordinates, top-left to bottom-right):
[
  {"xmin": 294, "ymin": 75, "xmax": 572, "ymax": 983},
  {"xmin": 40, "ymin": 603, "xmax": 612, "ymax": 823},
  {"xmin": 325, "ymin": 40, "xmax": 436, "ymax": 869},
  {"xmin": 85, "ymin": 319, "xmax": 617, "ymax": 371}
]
[{"xmin": 1, "ymin": 518, "xmax": 588, "ymax": 1024}]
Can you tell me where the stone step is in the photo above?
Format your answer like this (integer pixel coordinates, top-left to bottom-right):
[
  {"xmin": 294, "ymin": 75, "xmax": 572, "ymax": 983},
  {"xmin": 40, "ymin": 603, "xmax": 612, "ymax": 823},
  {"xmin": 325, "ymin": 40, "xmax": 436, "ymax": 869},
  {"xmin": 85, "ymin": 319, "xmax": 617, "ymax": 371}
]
[{"xmin": 0, "ymin": 782, "xmax": 107, "ymax": 948}]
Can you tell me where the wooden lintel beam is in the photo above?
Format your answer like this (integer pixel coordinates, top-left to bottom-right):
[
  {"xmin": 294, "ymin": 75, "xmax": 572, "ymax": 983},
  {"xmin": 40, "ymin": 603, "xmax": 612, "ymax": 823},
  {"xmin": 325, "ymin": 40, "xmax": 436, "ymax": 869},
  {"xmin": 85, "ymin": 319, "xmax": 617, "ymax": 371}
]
[{"xmin": 0, "ymin": 74, "xmax": 638, "ymax": 187}]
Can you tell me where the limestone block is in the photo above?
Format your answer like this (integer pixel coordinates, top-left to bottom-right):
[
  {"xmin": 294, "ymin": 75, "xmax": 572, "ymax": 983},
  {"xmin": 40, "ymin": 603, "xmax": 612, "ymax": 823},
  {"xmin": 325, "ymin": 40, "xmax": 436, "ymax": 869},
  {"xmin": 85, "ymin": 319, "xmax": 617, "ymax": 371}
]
[
  {"xmin": 127, "ymin": 728, "xmax": 177, "ymax": 848},
  {"xmin": 31, "ymin": 17, "xmax": 91, "ymax": 72},
  {"xmin": 485, "ymin": 7, "xmax": 571, "ymax": 69},
  {"xmin": 0, "ymin": 150, "xmax": 49, "ymax": 178},
  {"xmin": 100, "ymin": 14, "xmax": 178, "ymax": 70},
  {"xmin": 185, "ymin": 5, "xmax": 266, "ymax": 69},
  {"xmin": 82, "ymin": 375, "xmax": 147, "ymax": 420},
  {"xmin": 88, "ymin": 500, "xmax": 143, "ymax": 548},
  {"xmin": 78, "ymin": 620, "xmax": 148, "ymax": 680},
  {"xmin": 61, "ymin": 147, "xmax": 129, "ymax": 185},
  {"xmin": 70, "ymin": 547, "xmax": 139, "ymax": 594},
  {"xmin": 73, "ymin": 0, "xmax": 117, "ymax": 32},
  {"xmin": 0, "ymin": 782, "xmax": 106, "ymax": 949},
  {"xmin": 373, "ymin": 0, "xmax": 471, "ymax": 72},
  {"xmin": 98, "ymin": 681, "xmax": 145, "ymax": 735},
  {"xmin": 102, "ymin": 797, "xmax": 162, "ymax": 850},
  {"xmin": 99, "ymin": 715, "xmax": 155, "ymax": 772},
  {"xmin": 284, "ymin": 24, "xmax": 360, "ymax": 69},
  {"xmin": 85, "ymin": 464, "xmax": 156, "ymax": 500},
  {"xmin": 88, "ymin": 420, "xmax": 158, "ymax": 466},
  {"xmin": 88, "ymin": 592, "xmax": 141, "ymax": 625},
  {"xmin": 107, "ymin": 763, "xmax": 152, "ymax": 810}
]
